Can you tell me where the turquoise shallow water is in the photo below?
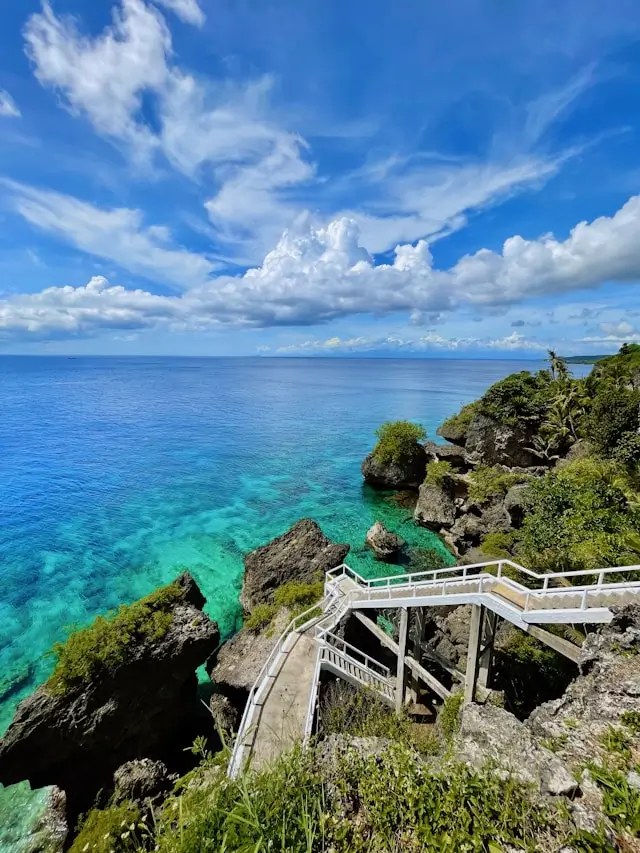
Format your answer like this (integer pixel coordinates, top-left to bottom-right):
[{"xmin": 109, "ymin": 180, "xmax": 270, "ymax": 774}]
[{"xmin": 0, "ymin": 355, "xmax": 554, "ymax": 847}]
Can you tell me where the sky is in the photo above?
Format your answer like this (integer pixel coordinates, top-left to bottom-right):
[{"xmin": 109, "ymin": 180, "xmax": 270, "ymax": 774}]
[{"xmin": 1, "ymin": 0, "xmax": 640, "ymax": 356}]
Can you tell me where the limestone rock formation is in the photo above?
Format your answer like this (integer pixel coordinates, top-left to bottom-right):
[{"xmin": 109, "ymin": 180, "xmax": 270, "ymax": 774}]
[
  {"xmin": 456, "ymin": 703, "xmax": 579, "ymax": 797},
  {"xmin": 112, "ymin": 758, "xmax": 172, "ymax": 806},
  {"xmin": 361, "ymin": 444, "xmax": 427, "ymax": 490},
  {"xmin": 424, "ymin": 440, "xmax": 470, "ymax": 472},
  {"xmin": 241, "ymin": 519, "xmax": 349, "ymax": 610},
  {"xmin": 0, "ymin": 573, "xmax": 219, "ymax": 815},
  {"xmin": 465, "ymin": 413, "xmax": 538, "ymax": 468},
  {"xmin": 414, "ymin": 483, "xmax": 456, "ymax": 530},
  {"xmin": 365, "ymin": 521, "xmax": 405, "ymax": 562}
]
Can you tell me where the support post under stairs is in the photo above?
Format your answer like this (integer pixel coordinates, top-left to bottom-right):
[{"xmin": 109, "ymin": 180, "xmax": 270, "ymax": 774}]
[{"xmin": 396, "ymin": 607, "xmax": 409, "ymax": 714}]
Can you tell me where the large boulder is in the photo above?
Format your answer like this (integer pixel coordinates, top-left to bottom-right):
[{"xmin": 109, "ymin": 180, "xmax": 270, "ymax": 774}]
[
  {"xmin": 241, "ymin": 519, "xmax": 349, "ymax": 610},
  {"xmin": 361, "ymin": 444, "xmax": 427, "ymax": 490},
  {"xmin": 0, "ymin": 573, "xmax": 219, "ymax": 815},
  {"xmin": 365, "ymin": 521, "xmax": 405, "ymax": 562},
  {"xmin": 465, "ymin": 414, "xmax": 538, "ymax": 468},
  {"xmin": 423, "ymin": 440, "xmax": 470, "ymax": 472},
  {"xmin": 414, "ymin": 483, "xmax": 456, "ymax": 530},
  {"xmin": 456, "ymin": 703, "xmax": 579, "ymax": 797}
]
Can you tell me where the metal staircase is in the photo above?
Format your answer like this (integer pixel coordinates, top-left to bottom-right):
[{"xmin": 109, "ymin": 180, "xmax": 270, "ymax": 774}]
[{"xmin": 228, "ymin": 557, "xmax": 640, "ymax": 778}]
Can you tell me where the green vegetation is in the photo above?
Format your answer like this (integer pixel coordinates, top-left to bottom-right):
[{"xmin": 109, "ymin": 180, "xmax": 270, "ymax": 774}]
[
  {"xmin": 46, "ymin": 580, "xmax": 185, "ymax": 695},
  {"xmin": 372, "ymin": 420, "xmax": 426, "ymax": 465},
  {"xmin": 438, "ymin": 691, "xmax": 464, "ymax": 739},
  {"xmin": 424, "ymin": 459, "xmax": 453, "ymax": 486},
  {"xmin": 467, "ymin": 466, "xmax": 530, "ymax": 505},
  {"xmin": 70, "ymin": 801, "xmax": 142, "ymax": 853},
  {"xmin": 516, "ymin": 458, "xmax": 640, "ymax": 573},
  {"xmin": 477, "ymin": 370, "xmax": 553, "ymax": 427},
  {"xmin": 244, "ymin": 581, "xmax": 324, "ymax": 632},
  {"xmin": 438, "ymin": 402, "xmax": 478, "ymax": 443}
]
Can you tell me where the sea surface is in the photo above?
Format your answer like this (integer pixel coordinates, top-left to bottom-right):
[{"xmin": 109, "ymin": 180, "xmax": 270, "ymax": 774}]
[{"xmin": 0, "ymin": 356, "xmax": 583, "ymax": 848}]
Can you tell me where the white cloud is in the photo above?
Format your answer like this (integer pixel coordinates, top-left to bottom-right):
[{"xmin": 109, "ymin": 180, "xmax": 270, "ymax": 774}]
[
  {"xmin": 0, "ymin": 89, "xmax": 21, "ymax": 118},
  {"xmin": 6, "ymin": 181, "xmax": 215, "ymax": 290},
  {"xmin": 275, "ymin": 331, "xmax": 545, "ymax": 354},
  {"xmin": 7, "ymin": 187, "xmax": 640, "ymax": 341},
  {"xmin": 151, "ymin": 0, "xmax": 204, "ymax": 26}
]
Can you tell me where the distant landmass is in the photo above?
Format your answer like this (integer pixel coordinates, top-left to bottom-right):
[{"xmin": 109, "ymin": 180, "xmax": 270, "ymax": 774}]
[{"xmin": 565, "ymin": 355, "xmax": 608, "ymax": 364}]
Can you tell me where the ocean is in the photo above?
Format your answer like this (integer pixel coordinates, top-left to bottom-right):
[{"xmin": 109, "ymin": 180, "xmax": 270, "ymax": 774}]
[{"xmin": 0, "ymin": 355, "xmax": 573, "ymax": 847}]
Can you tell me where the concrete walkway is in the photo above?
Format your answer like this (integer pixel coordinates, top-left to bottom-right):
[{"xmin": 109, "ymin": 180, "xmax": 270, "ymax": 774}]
[{"xmin": 247, "ymin": 632, "xmax": 318, "ymax": 772}]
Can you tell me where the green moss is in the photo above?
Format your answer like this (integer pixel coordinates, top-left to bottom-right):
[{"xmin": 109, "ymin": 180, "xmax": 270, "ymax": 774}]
[
  {"xmin": 438, "ymin": 691, "xmax": 464, "ymax": 739},
  {"xmin": 372, "ymin": 420, "xmax": 426, "ymax": 465},
  {"xmin": 424, "ymin": 460, "xmax": 453, "ymax": 486},
  {"xmin": 438, "ymin": 402, "xmax": 478, "ymax": 442},
  {"xmin": 70, "ymin": 802, "xmax": 142, "ymax": 853},
  {"xmin": 46, "ymin": 580, "xmax": 185, "ymax": 695},
  {"xmin": 468, "ymin": 466, "xmax": 530, "ymax": 505}
]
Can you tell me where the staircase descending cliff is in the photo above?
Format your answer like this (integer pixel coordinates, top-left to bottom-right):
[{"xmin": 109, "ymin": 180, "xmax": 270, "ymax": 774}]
[{"xmin": 228, "ymin": 558, "xmax": 640, "ymax": 778}]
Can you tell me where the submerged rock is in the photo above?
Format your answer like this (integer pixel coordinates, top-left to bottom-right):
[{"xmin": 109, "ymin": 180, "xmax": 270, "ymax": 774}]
[
  {"xmin": 240, "ymin": 519, "xmax": 349, "ymax": 610},
  {"xmin": 365, "ymin": 521, "xmax": 405, "ymax": 562},
  {"xmin": 361, "ymin": 444, "xmax": 427, "ymax": 490},
  {"xmin": 0, "ymin": 573, "xmax": 219, "ymax": 816},
  {"xmin": 414, "ymin": 483, "xmax": 456, "ymax": 530}
]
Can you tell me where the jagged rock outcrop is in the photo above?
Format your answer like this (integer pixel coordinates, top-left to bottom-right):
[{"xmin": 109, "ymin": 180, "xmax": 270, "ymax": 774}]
[
  {"xmin": 0, "ymin": 573, "xmax": 219, "ymax": 815},
  {"xmin": 424, "ymin": 440, "xmax": 471, "ymax": 472},
  {"xmin": 112, "ymin": 759, "xmax": 172, "ymax": 806},
  {"xmin": 528, "ymin": 605, "xmax": 640, "ymax": 768},
  {"xmin": 465, "ymin": 414, "xmax": 538, "ymax": 468},
  {"xmin": 361, "ymin": 444, "xmax": 427, "ymax": 490},
  {"xmin": 456, "ymin": 703, "xmax": 579, "ymax": 797},
  {"xmin": 365, "ymin": 521, "xmax": 405, "ymax": 562},
  {"xmin": 241, "ymin": 519, "xmax": 349, "ymax": 610},
  {"xmin": 414, "ymin": 483, "xmax": 456, "ymax": 530}
]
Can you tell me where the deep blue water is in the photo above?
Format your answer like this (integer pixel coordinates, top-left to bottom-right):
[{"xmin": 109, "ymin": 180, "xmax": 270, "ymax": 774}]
[{"xmin": 0, "ymin": 356, "xmax": 567, "ymax": 847}]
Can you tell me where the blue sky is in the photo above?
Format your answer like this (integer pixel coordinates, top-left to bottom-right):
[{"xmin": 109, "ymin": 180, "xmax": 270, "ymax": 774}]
[{"xmin": 1, "ymin": 0, "xmax": 640, "ymax": 356}]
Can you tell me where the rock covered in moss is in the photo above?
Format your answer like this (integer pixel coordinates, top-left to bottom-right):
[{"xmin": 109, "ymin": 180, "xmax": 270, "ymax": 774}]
[
  {"xmin": 361, "ymin": 444, "xmax": 427, "ymax": 490},
  {"xmin": 240, "ymin": 519, "xmax": 349, "ymax": 610},
  {"xmin": 365, "ymin": 521, "xmax": 405, "ymax": 562},
  {"xmin": 0, "ymin": 573, "xmax": 219, "ymax": 817}
]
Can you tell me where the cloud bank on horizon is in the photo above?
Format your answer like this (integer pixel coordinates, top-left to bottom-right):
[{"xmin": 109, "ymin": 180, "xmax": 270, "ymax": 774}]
[{"xmin": 1, "ymin": 0, "xmax": 640, "ymax": 356}]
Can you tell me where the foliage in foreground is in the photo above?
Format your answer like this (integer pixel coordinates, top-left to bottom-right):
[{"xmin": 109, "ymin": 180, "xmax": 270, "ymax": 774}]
[
  {"xmin": 46, "ymin": 580, "xmax": 185, "ymax": 695},
  {"xmin": 372, "ymin": 420, "xmax": 426, "ymax": 465}
]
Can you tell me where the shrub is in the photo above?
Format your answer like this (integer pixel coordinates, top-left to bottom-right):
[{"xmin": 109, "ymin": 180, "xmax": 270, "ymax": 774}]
[
  {"xmin": 477, "ymin": 370, "xmax": 553, "ymax": 427},
  {"xmin": 438, "ymin": 402, "xmax": 478, "ymax": 443},
  {"xmin": 70, "ymin": 801, "xmax": 142, "ymax": 853},
  {"xmin": 468, "ymin": 466, "xmax": 530, "ymax": 505},
  {"xmin": 517, "ymin": 458, "xmax": 640, "ymax": 573},
  {"xmin": 46, "ymin": 580, "xmax": 185, "ymax": 695},
  {"xmin": 244, "ymin": 603, "xmax": 277, "ymax": 632},
  {"xmin": 372, "ymin": 420, "xmax": 426, "ymax": 465},
  {"xmin": 424, "ymin": 460, "xmax": 453, "ymax": 486},
  {"xmin": 583, "ymin": 382, "xmax": 640, "ymax": 461},
  {"xmin": 438, "ymin": 691, "xmax": 463, "ymax": 738}
]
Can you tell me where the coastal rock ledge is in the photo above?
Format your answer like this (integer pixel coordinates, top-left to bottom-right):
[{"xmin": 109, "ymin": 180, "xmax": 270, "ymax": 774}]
[{"xmin": 0, "ymin": 572, "xmax": 219, "ymax": 815}]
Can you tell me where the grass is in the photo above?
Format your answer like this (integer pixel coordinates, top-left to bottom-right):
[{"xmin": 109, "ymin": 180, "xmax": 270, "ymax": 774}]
[
  {"xmin": 46, "ymin": 580, "xmax": 185, "ymax": 695},
  {"xmin": 244, "ymin": 581, "xmax": 325, "ymax": 633}
]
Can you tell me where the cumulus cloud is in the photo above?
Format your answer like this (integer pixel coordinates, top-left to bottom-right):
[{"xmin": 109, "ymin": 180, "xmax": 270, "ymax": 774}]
[
  {"xmin": 6, "ymin": 188, "xmax": 640, "ymax": 341},
  {"xmin": 276, "ymin": 331, "xmax": 545, "ymax": 354},
  {"xmin": 0, "ymin": 89, "xmax": 21, "ymax": 118},
  {"xmin": 151, "ymin": 0, "xmax": 204, "ymax": 26}
]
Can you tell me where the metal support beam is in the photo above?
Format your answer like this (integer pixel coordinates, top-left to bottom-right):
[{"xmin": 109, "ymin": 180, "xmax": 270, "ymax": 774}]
[
  {"xmin": 396, "ymin": 607, "xmax": 409, "ymax": 714},
  {"xmin": 464, "ymin": 604, "xmax": 483, "ymax": 704}
]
